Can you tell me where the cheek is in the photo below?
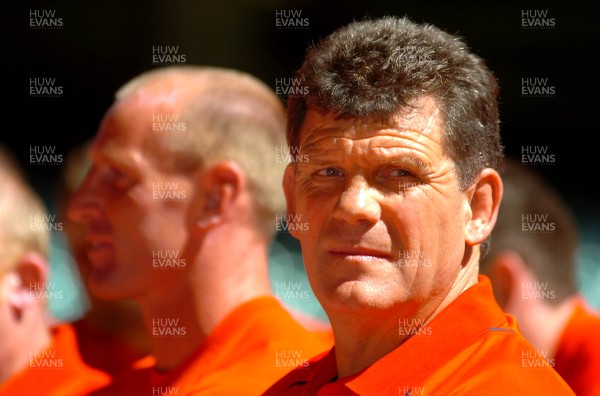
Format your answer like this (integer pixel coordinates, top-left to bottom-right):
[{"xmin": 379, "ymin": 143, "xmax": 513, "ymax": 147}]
[
  {"xmin": 421, "ymin": 191, "xmax": 464, "ymax": 233},
  {"xmin": 296, "ymin": 193, "xmax": 333, "ymax": 234},
  {"xmin": 389, "ymin": 195, "xmax": 462, "ymax": 261},
  {"xmin": 427, "ymin": 198, "xmax": 467, "ymax": 273},
  {"xmin": 108, "ymin": 187, "xmax": 155, "ymax": 240},
  {"xmin": 386, "ymin": 197, "xmax": 429, "ymax": 240},
  {"xmin": 105, "ymin": 184, "xmax": 147, "ymax": 217},
  {"xmin": 438, "ymin": 196, "xmax": 468, "ymax": 244}
]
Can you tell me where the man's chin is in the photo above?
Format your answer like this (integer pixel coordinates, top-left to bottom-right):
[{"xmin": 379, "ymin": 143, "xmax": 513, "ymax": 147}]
[
  {"xmin": 88, "ymin": 265, "xmax": 134, "ymax": 301},
  {"xmin": 89, "ymin": 281, "xmax": 136, "ymax": 301},
  {"xmin": 319, "ymin": 281, "xmax": 399, "ymax": 313}
]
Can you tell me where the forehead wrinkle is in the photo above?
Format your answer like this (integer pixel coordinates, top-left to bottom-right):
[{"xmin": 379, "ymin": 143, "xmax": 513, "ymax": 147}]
[
  {"xmin": 303, "ymin": 131, "xmax": 438, "ymax": 160},
  {"xmin": 298, "ymin": 100, "xmax": 445, "ymax": 169},
  {"xmin": 302, "ymin": 112, "xmax": 441, "ymax": 145},
  {"xmin": 299, "ymin": 122, "xmax": 355, "ymax": 149},
  {"xmin": 302, "ymin": 127, "xmax": 429, "ymax": 150},
  {"xmin": 302, "ymin": 136, "xmax": 433, "ymax": 176}
]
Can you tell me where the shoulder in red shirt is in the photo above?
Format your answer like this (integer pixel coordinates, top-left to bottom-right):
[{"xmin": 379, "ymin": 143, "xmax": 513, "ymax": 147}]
[
  {"xmin": 92, "ymin": 296, "xmax": 332, "ymax": 396},
  {"xmin": 0, "ymin": 323, "xmax": 110, "ymax": 396},
  {"xmin": 554, "ymin": 297, "xmax": 600, "ymax": 396},
  {"xmin": 264, "ymin": 276, "xmax": 575, "ymax": 396}
]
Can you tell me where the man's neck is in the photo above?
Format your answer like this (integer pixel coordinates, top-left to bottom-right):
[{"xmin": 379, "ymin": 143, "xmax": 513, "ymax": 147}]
[
  {"xmin": 140, "ymin": 283, "xmax": 204, "ymax": 371},
  {"xmin": 2, "ymin": 313, "xmax": 52, "ymax": 383},
  {"xmin": 332, "ymin": 264, "xmax": 479, "ymax": 378},
  {"xmin": 80, "ymin": 299, "xmax": 149, "ymax": 357},
  {"xmin": 139, "ymin": 240, "xmax": 273, "ymax": 371},
  {"xmin": 517, "ymin": 296, "xmax": 577, "ymax": 359}
]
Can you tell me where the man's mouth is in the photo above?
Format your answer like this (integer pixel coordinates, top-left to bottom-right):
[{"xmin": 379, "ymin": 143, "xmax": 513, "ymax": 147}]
[
  {"xmin": 85, "ymin": 237, "xmax": 115, "ymax": 268},
  {"xmin": 328, "ymin": 246, "xmax": 391, "ymax": 260}
]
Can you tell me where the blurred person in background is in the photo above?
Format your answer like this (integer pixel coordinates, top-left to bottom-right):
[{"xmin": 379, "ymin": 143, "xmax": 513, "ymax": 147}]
[
  {"xmin": 480, "ymin": 157, "xmax": 600, "ymax": 396},
  {"xmin": 68, "ymin": 66, "xmax": 332, "ymax": 395},
  {"xmin": 55, "ymin": 142, "xmax": 151, "ymax": 377},
  {"xmin": 0, "ymin": 143, "xmax": 109, "ymax": 395}
]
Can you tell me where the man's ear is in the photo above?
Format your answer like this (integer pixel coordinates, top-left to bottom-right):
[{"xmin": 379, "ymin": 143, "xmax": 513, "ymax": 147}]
[
  {"xmin": 194, "ymin": 161, "xmax": 245, "ymax": 230},
  {"xmin": 5, "ymin": 252, "xmax": 49, "ymax": 312},
  {"xmin": 464, "ymin": 168, "xmax": 503, "ymax": 247},
  {"xmin": 282, "ymin": 164, "xmax": 300, "ymax": 239}
]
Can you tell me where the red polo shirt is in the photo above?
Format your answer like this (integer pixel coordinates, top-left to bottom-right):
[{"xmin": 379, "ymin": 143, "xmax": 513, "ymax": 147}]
[
  {"xmin": 554, "ymin": 297, "xmax": 600, "ymax": 396},
  {"xmin": 0, "ymin": 324, "xmax": 110, "ymax": 396},
  {"xmin": 71, "ymin": 318, "xmax": 146, "ymax": 377},
  {"xmin": 91, "ymin": 296, "xmax": 332, "ymax": 396},
  {"xmin": 264, "ymin": 276, "xmax": 574, "ymax": 395}
]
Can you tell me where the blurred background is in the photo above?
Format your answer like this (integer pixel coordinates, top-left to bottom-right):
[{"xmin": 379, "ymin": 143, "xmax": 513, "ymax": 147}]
[{"xmin": 3, "ymin": 0, "xmax": 599, "ymax": 323}]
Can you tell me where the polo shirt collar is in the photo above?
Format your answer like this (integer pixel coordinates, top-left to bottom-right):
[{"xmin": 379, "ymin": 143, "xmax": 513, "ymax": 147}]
[{"xmin": 310, "ymin": 276, "xmax": 509, "ymax": 394}]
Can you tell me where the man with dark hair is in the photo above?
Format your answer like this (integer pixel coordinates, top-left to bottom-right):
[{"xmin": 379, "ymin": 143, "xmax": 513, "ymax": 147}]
[
  {"xmin": 68, "ymin": 66, "xmax": 331, "ymax": 395},
  {"xmin": 480, "ymin": 158, "xmax": 600, "ymax": 396},
  {"xmin": 265, "ymin": 16, "xmax": 573, "ymax": 395}
]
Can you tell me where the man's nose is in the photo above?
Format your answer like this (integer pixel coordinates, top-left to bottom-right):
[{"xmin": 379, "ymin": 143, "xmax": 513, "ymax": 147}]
[
  {"xmin": 67, "ymin": 168, "xmax": 102, "ymax": 225},
  {"xmin": 331, "ymin": 175, "xmax": 381, "ymax": 225}
]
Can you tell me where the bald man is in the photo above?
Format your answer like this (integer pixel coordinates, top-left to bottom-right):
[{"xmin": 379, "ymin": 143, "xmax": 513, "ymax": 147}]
[
  {"xmin": 56, "ymin": 142, "xmax": 151, "ymax": 377},
  {"xmin": 0, "ymin": 144, "xmax": 109, "ymax": 395},
  {"xmin": 68, "ymin": 66, "xmax": 331, "ymax": 395}
]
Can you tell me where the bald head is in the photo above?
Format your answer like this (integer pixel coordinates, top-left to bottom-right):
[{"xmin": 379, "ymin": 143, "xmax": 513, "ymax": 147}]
[
  {"xmin": 116, "ymin": 67, "xmax": 283, "ymax": 122},
  {"xmin": 112, "ymin": 66, "xmax": 287, "ymax": 239}
]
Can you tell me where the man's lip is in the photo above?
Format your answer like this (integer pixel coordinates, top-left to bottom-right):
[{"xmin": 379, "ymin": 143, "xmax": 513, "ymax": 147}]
[
  {"xmin": 328, "ymin": 247, "xmax": 391, "ymax": 259},
  {"xmin": 85, "ymin": 231, "xmax": 112, "ymax": 241},
  {"xmin": 85, "ymin": 236, "xmax": 113, "ymax": 249},
  {"xmin": 85, "ymin": 238, "xmax": 115, "ymax": 271},
  {"xmin": 88, "ymin": 241, "xmax": 112, "ymax": 249}
]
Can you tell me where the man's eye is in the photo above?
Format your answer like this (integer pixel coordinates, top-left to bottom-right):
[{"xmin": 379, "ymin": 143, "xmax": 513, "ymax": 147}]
[
  {"xmin": 389, "ymin": 169, "xmax": 411, "ymax": 177},
  {"xmin": 110, "ymin": 168, "xmax": 127, "ymax": 179},
  {"xmin": 317, "ymin": 167, "xmax": 342, "ymax": 177},
  {"xmin": 107, "ymin": 167, "xmax": 132, "ymax": 187}
]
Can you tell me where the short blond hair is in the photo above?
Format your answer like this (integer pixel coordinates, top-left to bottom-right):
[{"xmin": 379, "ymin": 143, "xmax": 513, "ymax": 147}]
[
  {"xmin": 0, "ymin": 146, "xmax": 49, "ymax": 275},
  {"xmin": 116, "ymin": 66, "xmax": 287, "ymax": 239}
]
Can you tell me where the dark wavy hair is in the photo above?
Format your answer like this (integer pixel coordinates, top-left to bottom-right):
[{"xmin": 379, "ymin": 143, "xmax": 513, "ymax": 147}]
[{"xmin": 287, "ymin": 16, "xmax": 504, "ymax": 191}]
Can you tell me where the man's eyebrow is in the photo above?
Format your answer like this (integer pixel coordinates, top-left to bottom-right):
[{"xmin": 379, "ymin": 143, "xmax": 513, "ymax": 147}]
[
  {"xmin": 93, "ymin": 146, "xmax": 137, "ymax": 173},
  {"xmin": 380, "ymin": 155, "xmax": 430, "ymax": 170}
]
